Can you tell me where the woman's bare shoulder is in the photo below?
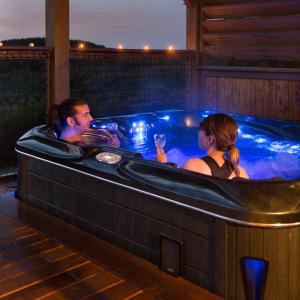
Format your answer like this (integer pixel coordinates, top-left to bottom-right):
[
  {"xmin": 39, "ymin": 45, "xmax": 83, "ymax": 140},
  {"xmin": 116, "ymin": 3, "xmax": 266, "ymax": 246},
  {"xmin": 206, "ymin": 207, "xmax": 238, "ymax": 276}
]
[
  {"xmin": 238, "ymin": 165, "xmax": 249, "ymax": 179},
  {"xmin": 182, "ymin": 158, "xmax": 212, "ymax": 176}
]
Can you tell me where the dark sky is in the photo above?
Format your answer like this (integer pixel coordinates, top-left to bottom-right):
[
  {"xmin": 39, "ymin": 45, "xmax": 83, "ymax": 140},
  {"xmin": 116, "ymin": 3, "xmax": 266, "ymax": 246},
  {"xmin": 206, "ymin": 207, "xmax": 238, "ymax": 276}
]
[{"xmin": 0, "ymin": 0, "xmax": 186, "ymax": 49}]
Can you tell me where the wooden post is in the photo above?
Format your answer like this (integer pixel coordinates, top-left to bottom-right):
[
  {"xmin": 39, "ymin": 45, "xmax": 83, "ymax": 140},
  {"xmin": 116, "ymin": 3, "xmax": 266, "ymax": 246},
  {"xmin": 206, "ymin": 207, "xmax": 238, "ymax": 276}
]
[
  {"xmin": 184, "ymin": 0, "xmax": 202, "ymax": 110},
  {"xmin": 46, "ymin": 0, "xmax": 70, "ymax": 110}
]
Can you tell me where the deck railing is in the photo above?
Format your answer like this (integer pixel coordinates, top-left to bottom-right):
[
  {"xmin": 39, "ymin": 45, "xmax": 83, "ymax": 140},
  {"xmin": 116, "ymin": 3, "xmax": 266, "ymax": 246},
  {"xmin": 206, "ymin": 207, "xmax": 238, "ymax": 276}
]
[{"xmin": 0, "ymin": 47, "xmax": 194, "ymax": 175}]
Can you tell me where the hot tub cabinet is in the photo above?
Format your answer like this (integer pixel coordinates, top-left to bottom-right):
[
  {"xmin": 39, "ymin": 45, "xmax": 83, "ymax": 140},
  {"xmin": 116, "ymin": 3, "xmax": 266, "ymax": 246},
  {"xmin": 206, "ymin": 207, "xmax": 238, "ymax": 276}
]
[{"xmin": 16, "ymin": 126, "xmax": 300, "ymax": 300}]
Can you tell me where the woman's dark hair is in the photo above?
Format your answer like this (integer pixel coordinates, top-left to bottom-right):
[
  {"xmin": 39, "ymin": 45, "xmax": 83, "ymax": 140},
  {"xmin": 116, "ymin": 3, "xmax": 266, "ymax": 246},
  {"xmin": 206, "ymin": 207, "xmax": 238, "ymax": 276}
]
[
  {"xmin": 51, "ymin": 98, "xmax": 88, "ymax": 135},
  {"xmin": 200, "ymin": 113, "xmax": 240, "ymax": 176}
]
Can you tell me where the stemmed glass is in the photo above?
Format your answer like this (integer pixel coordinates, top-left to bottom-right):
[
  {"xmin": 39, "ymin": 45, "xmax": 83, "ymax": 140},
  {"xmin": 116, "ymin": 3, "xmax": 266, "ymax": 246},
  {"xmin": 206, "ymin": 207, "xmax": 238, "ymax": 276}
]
[
  {"xmin": 154, "ymin": 133, "xmax": 166, "ymax": 150},
  {"xmin": 106, "ymin": 122, "xmax": 118, "ymax": 133}
]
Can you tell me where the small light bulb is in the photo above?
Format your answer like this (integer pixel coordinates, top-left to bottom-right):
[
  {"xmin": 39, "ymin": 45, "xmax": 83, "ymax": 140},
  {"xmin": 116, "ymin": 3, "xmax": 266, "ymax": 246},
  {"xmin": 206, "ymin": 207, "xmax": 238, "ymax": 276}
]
[
  {"xmin": 144, "ymin": 45, "xmax": 149, "ymax": 50},
  {"xmin": 0, "ymin": 42, "xmax": 3, "ymax": 47},
  {"xmin": 117, "ymin": 44, "xmax": 123, "ymax": 50},
  {"xmin": 168, "ymin": 46, "xmax": 174, "ymax": 51},
  {"xmin": 29, "ymin": 42, "xmax": 35, "ymax": 47},
  {"xmin": 78, "ymin": 43, "xmax": 85, "ymax": 49}
]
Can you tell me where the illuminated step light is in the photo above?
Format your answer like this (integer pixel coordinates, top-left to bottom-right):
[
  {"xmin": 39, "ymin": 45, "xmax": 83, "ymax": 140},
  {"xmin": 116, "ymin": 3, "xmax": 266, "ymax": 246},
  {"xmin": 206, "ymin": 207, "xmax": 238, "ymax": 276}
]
[
  {"xmin": 29, "ymin": 42, "xmax": 35, "ymax": 47},
  {"xmin": 241, "ymin": 257, "xmax": 268, "ymax": 300}
]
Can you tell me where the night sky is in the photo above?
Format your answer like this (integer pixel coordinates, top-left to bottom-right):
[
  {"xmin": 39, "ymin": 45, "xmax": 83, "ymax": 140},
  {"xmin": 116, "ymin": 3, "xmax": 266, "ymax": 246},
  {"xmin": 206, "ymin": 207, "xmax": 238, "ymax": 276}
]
[{"xmin": 0, "ymin": 0, "xmax": 186, "ymax": 49}]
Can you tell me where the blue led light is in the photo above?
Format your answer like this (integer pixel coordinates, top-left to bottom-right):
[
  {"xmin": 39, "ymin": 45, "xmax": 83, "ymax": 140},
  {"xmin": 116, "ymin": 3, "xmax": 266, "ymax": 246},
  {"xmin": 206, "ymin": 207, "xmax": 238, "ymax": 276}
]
[
  {"xmin": 241, "ymin": 257, "xmax": 268, "ymax": 300},
  {"xmin": 130, "ymin": 120, "xmax": 148, "ymax": 142},
  {"xmin": 158, "ymin": 115, "xmax": 170, "ymax": 121}
]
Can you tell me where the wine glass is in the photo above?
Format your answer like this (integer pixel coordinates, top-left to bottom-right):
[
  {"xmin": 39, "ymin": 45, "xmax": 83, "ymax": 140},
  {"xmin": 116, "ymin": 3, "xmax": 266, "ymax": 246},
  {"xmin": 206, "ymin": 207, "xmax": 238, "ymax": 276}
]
[
  {"xmin": 154, "ymin": 133, "xmax": 166, "ymax": 150},
  {"xmin": 106, "ymin": 122, "xmax": 118, "ymax": 132}
]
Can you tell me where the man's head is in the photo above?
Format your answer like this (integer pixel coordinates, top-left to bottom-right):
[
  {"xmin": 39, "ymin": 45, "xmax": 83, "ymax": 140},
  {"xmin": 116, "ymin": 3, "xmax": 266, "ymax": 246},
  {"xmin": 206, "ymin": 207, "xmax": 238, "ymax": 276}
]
[{"xmin": 55, "ymin": 98, "xmax": 93, "ymax": 137}]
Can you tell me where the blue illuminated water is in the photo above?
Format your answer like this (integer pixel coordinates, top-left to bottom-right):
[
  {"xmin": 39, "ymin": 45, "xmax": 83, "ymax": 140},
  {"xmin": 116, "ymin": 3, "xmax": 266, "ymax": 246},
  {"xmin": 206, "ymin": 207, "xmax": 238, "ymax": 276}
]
[{"xmin": 94, "ymin": 110, "xmax": 300, "ymax": 180}]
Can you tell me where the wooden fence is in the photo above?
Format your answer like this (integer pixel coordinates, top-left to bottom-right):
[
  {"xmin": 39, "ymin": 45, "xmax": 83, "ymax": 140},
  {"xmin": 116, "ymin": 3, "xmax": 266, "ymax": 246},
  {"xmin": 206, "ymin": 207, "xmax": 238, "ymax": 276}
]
[{"xmin": 193, "ymin": 0, "xmax": 300, "ymax": 120}]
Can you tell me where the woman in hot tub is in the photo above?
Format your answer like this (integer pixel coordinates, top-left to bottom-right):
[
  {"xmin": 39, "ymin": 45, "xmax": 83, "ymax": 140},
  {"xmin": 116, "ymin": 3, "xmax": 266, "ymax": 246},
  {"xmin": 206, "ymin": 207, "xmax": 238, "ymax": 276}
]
[
  {"xmin": 156, "ymin": 113, "xmax": 249, "ymax": 179},
  {"xmin": 52, "ymin": 98, "xmax": 120, "ymax": 147}
]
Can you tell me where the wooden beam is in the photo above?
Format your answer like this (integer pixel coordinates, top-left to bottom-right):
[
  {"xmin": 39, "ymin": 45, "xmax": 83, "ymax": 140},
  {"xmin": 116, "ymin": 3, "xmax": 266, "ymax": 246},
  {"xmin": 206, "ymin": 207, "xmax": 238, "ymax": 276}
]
[
  {"xmin": 203, "ymin": 32, "xmax": 300, "ymax": 47},
  {"xmin": 46, "ymin": 0, "xmax": 70, "ymax": 106},
  {"xmin": 204, "ymin": 45, "xmax": 300, "ymax": 61},
  {"xmin": 203, "ymin": 15, "xmax": 300, "ymax": 33},
  {"xmin": 202, "ymin": 0, "xmax": 300, "ymax": 19},
  {"xmin": 184, "ymin": 0, "xmax": 203, "ymax": 110}
]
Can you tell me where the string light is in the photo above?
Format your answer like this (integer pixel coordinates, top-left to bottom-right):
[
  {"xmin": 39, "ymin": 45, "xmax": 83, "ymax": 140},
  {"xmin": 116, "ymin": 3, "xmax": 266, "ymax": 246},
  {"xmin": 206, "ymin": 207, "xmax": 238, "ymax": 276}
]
[
  {"xmin": 78, "ymin": 42, "xmax": 85, "ymax": 49},
  {"xmin": 0, "ymin": 42, "xmax": 3, "ymax": 47},
  {"xmin": 117, "ymin": 44, "xmax": 123, "ymax": 50},
  {"xmin": 29, "ymin": 42, "xmax": 35, "ymax": 47},
  {"xmin": 168, "ymin": 45, "xmax": 175, "ymax": 51},
  {"xmin": 144, "ymin": 45, "xmax": 150, "ymax": 50}
]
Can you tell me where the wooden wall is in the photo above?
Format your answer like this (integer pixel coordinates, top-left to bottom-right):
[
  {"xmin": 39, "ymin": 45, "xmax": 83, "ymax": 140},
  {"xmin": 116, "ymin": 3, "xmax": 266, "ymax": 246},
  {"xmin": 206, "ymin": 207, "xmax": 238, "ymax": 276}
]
[
  {"xmin": 200, "ymin": 70, "xmax": 300, "ymax": 120},
  {"xmin": 201, "ymin": 0, "xmax": 300, "ymax": 62}
]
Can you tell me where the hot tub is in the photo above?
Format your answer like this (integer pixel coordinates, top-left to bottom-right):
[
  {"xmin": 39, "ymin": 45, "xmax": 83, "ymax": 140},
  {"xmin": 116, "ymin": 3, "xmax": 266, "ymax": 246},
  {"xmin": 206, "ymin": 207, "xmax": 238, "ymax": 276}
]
[{"xmin": 16, "ymin": 110, "xmax": 300, "ymax": 300}]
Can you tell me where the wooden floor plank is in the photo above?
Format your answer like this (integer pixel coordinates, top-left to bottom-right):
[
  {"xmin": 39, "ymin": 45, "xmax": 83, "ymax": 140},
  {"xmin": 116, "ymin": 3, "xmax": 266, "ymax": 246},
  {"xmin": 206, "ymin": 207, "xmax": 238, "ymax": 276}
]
[
  {"xmin": 130, "ymin": 293, "xmax": 159, "ymax": 300},
  {"xmin": 0, "ymin": 232, "xmax": 48, "ymax": 253},
  {"xmin": 0, "ymin": 254, "xmax": 89, "ymax": 297},
  {"xmin": 3, "ymin": 261, "xmax": 104, "ymax": 299},
  {"xmin": 0, "ymin": 224, "xmax": 28, "ymax": 234},
  {"xmin": 84, "ymin": 280, "xmax": 143, "ymax": 300},
  {"xmin": 0, "ymin": 238, "xmax": 61, "ymax": 265},
  {"xmin": 0, "ymin": 246, "xmax": 74, "ymax": 281},
  {"xmin": 0, "ymin": 228, "xmax": 37, "ymax": 244},
  {"xmin": 39, "ymin": 271, "xmax": 123, "ymax": 300}
]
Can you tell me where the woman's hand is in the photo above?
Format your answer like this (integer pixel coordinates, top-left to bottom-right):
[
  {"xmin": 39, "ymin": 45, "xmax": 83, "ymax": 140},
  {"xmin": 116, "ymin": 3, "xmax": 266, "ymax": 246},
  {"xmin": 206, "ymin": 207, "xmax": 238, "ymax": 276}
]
[{"xmin": 156, "ymin": 147, "xmax": 167, "ymax": 163}]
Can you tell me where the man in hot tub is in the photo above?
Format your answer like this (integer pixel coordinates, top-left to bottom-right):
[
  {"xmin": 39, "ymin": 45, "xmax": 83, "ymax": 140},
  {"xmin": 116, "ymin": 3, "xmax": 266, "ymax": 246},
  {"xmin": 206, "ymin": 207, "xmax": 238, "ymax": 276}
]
[{"xmin": 52, "ymin": 98, "xmax": 120, "ymax": 147}]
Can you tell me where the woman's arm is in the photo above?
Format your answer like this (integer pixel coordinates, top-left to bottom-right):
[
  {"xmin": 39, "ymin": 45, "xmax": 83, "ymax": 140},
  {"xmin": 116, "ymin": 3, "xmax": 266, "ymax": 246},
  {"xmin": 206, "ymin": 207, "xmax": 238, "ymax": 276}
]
[{"xmin": 156, "ymin": 147, "xmax": 167, "ymax": 163}]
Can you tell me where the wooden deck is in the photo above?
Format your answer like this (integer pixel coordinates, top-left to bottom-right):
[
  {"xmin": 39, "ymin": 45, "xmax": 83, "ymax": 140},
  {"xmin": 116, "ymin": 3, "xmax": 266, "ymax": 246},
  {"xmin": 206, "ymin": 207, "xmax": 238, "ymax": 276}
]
[{"xmin": 0, "ymin": 176, "xmax": 223, "ymax": 300}]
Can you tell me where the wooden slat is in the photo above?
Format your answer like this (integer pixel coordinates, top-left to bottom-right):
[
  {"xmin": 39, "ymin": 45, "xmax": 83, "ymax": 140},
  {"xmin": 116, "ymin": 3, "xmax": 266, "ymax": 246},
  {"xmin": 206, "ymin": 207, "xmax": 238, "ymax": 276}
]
[
  {"xmin": 269, "ymin": 80, "xmax": 290, "ymax": 119},
  {"xmin": 129, "ymin": 293, "xmax": 159, "ymax": 300},
  {"xmin": 0, "ymin": 246, "xmax": 74, "ymax": 281},
  {"xmin": 277, "ymin": 229, "xmax": 290, "ymax": 299},
  {"xmin": 226, "ymin": 224, "xmax": 237, "ymax": 300},
  {"xmin": 0, "ymin": 233, "xmax": 49, "ymax": 256},
  {"xmin": 204, "ymin": 46, "xmax": 300, "ymax": 61},
  {"xmin": 289, "ymin": 227, "xmax": 300, "ymax": 300},
  {"xmin": 204, "ymin": 77, "xmax": 217, "ymax": 109},
  {"xmin": 216, "ymin": 77, "xmax": 233, "ymax": 112},
  {"xmin": 288, "ymin": 81, "xmax": 300, "ymax": 121},
  {"xmin": 0, "ymin": 254, "xmax": 89, "ymax": 298},
  {"xmin": 3, "ymin": 262, "xmax": 108, "ymax": 299},
  {"xmin": 85, "ymin": 280, "xmax": 142, "ymax": 300},
  {"xmin": 250, "ymin": 79, "xmax": 270, "ymax": 118},
  {"xmin": 202, "ymin": 0, "xmax": 300, "ymax": 19},
  {"xmin": 0, "ymin": 226, "xmax": 35, "ymax": 240},
  {"xmin": 204, "ymin": 0, "xmax": 254, "ymax": 3},
  {"xmin": 231, "ymin": 78, "xmax": 251, "ymax": 115},
  {"xmin": 0, "ymin": 239, "xmax": 62, "ymax": 266},
  {"xmin": 236, "ymin": 227, "xmax": 250, "ymax": 300},
  {"xmin": 203, "ymin": 32, "xmax": 300, "ymax": 47},
  {"xmin": 203, "ymin": 15, "xmax": 300, "ymax": 33},
  {"xmin": 249, "ymin": 228, "xmax": 264, "ymax": 257},
  {"xmin": 263, "ymin": 229, "xmax": 277, "ymax": 300},
  {"xmin": 37, "ymin": 271, "xmax": 121, "ymax": 300}
]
